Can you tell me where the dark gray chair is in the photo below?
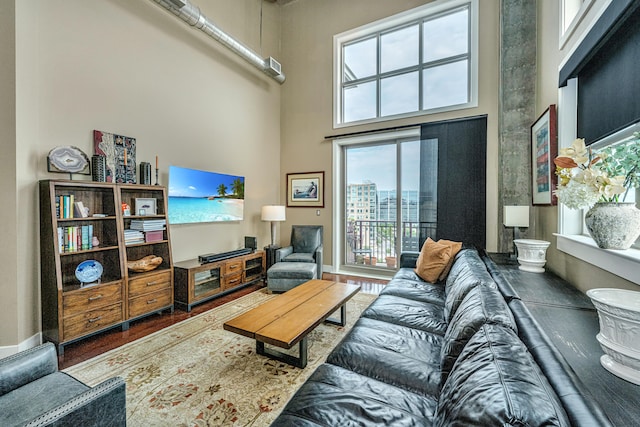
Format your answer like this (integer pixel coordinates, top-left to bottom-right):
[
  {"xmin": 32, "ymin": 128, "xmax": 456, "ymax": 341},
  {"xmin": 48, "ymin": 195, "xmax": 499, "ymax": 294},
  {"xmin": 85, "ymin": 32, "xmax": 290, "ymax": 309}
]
[
  {"xmin": 275, "ymin": 225, "xmax": 323, "ymax": 278},
  {"xmin": 0, "ymin": 342, "xmax": 126, "ymax": 426}
]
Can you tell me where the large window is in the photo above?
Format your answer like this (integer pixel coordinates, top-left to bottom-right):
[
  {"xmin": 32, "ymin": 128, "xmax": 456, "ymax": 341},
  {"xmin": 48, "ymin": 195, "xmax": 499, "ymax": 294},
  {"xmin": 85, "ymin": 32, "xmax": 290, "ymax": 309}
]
[{"xmin": 334, "ymin": 0, "xmax": 478, "ymax": 127}]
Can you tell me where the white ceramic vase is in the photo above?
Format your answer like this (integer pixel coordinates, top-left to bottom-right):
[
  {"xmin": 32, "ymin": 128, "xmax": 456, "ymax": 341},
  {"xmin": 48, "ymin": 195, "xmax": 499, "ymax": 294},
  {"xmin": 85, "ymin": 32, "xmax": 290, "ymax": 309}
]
[
  {"xmin": 587, "ymin": 288, "xmax": 640, "ymax": 385},
  {"xmin": 585, "ymin": 202, "xmax": 640, "ymax": 250},
  {"xmin": 513, "ymin": 239, "xmax": 550, "ymax": 273}
]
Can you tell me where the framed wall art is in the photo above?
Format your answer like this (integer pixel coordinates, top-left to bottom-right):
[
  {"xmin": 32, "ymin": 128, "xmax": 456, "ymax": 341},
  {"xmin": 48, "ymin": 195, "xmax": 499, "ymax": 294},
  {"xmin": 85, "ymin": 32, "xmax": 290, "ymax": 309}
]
[
  {"xmin": 287, "ymin": 171, "xmax": 324, "ymax": 208},
  {"xmin": 531, "ymin": 105, "xmax": 557, "ymax": 205},
  {"xmin": 93, "ymin": 130, "xmax": 136, "ymax": 184}
]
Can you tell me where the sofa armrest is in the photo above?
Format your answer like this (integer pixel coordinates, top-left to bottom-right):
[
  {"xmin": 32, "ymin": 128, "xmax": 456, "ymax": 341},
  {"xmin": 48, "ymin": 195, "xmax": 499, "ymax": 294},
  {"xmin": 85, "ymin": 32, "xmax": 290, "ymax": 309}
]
[
  {"xmin": 399, "ymin": 252, "xmax": 419, "ymax": 269},
  {"xmin": 0, "ymin": 343, "xmax": 58, "ymax": 397},
  {"xmin": 275, "ymin": 246, "xmax": 293, "ymax": 262},
  {"xmin": 24, "ymin": 376, "xmax": 126, "ymax": 427}
]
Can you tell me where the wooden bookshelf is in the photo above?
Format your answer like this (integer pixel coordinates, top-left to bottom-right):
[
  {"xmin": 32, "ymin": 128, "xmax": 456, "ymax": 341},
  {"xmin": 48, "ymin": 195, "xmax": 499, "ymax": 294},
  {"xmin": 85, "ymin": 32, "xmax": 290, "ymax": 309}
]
[{"xmin": 39, "ymin": 180, "xmax": 174, "ymax": 355}]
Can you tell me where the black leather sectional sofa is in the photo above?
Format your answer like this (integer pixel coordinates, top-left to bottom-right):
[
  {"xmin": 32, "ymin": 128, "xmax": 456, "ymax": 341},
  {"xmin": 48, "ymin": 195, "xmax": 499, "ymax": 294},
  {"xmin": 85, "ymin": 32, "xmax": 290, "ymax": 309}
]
[{"xmin": 272, "ymin": 248, "xmax": 612, "ymax": 426}]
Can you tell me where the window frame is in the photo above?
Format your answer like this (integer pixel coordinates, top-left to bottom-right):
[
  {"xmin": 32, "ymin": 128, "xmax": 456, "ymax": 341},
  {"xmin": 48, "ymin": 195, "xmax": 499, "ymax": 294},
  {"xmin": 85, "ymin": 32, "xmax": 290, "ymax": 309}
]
[
  {"xmin": 556, "ymin": 78, "xmax": 640, "ymax": 286},
  {"xmin": 333, "ymin": 0, "xmax": 479, "ymax": 129}
]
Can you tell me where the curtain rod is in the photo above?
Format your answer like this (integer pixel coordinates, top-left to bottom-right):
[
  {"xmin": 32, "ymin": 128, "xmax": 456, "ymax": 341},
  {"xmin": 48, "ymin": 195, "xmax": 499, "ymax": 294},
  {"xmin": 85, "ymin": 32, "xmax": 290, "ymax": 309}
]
[
  {"xmin": 324, "ymin": 114, "xmax": 488, "ymax": 140},
  {"xmin": 324, "ymin": 123, "xmax": 418, "ymax": 140}
]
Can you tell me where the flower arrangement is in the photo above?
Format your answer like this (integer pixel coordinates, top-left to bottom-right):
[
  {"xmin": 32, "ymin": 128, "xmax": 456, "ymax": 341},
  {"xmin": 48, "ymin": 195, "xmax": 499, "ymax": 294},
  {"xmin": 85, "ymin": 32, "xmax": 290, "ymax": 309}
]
[{"xmin": 553, "ymin": 137, "xmax": 639, "ymax": 209}]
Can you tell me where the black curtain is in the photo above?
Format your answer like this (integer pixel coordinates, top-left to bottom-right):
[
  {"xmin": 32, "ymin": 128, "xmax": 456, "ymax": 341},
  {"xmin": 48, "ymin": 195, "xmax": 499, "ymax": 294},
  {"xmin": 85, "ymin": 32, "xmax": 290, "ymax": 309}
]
[
  {"xmin": 419, "ymin": 115, "xmax": 487, "ymax": 249},
  {"xmin": 578, "ymin": 4, "xmax": 640, "ymax": 144}
]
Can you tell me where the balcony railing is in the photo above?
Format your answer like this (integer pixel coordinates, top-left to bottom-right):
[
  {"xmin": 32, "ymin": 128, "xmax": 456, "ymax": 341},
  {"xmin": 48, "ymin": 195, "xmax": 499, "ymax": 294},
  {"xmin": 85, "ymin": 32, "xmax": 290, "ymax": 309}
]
[{"xmin": 347, "ymin": 219, "xmax": 437, "ymax": 268}]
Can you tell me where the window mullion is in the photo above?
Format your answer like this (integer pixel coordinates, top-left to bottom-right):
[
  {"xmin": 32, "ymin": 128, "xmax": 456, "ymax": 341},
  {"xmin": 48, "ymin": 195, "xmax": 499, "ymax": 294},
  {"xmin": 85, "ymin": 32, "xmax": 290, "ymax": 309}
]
[{"xmin": 376, "ymin": 33, "xmax": 381, "ymax": 120}]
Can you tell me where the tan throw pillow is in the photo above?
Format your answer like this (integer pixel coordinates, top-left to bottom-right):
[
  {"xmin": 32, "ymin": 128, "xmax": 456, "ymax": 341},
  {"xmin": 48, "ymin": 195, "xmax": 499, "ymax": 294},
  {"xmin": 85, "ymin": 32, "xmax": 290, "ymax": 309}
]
[
  {"xmin": 415, "ymin": 238, "xmax": 452, "ymax": 283},
  {"xmin": 437, "ymin": 239, "xmax": 463, "ymax": 281}
]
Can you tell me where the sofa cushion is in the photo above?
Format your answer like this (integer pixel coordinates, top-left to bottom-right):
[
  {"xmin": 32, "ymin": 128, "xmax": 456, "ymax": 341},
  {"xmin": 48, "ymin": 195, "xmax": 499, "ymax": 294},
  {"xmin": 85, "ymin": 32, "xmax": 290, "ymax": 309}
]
[
  {"xmin": 444, "ymin": 249, "xmax": 495, "ymax": 321},
  {"xmin": 380, "ymin": 273, "xmax": 446, "ymax": 305},
  {"xmin": 415, "ymin": 238, "xmax": 452, "ymax": 283},
  {"xmin": 0, "ymin": 372, "xmax": 89, "ymax": 426},
  {"xmin": 275, "ymin": 364, "xmax": 437, "ymax": 426},
  {"xmin": 361, "ymin": 294, "xmax": 447, "ymax": 335},
  {"xmin": 440, "ymin": 284, "xmax": 517, "ymax": 383},
  {"xmin": 435, "ymin": 323, "xmax": 570, "ymax": 427},
  {"xmin": 338, "ymin": 318, "xmax": 443, "ymax": 366},
  {"xmin": 327, "ymin": 340, "xmax": 442, "ymax": 397}
]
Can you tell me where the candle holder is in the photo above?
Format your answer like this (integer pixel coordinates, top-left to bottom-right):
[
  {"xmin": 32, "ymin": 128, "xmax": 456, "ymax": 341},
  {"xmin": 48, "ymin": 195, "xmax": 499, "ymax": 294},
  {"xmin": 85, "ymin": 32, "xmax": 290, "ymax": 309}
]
[{"xmin": 155, "ymin": 167, "xmax": 159, "ymax": 185}]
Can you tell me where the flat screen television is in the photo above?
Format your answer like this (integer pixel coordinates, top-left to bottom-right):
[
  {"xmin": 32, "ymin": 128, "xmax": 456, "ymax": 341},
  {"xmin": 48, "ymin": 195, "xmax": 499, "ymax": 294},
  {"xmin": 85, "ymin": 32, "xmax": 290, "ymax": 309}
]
[{"xmin": 168, "ymin": 166, "xmax": 244, "ymax": 224}]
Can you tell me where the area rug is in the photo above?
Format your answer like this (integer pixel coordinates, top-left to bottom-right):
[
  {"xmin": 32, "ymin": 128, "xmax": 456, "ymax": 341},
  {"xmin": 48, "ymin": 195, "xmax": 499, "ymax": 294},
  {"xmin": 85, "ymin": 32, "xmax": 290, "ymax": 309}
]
[{"xmin": 65, "ymin": 288, "xmax": 376, "ymax": 426}]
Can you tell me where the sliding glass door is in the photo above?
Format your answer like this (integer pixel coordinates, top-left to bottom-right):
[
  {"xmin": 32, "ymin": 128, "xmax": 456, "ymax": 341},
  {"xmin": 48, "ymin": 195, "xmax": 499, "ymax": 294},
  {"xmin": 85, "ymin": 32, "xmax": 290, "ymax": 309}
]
[{"xmin": 343, "ymin": 135, "xmax": 437, "ymax": 270}]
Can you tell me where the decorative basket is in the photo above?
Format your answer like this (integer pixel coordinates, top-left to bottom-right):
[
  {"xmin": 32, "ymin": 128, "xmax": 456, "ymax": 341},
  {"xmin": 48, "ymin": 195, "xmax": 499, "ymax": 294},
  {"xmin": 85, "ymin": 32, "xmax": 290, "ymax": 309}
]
[{"xmin": 127, "ymin": 255, "xmax": 163, "ymax": 273}]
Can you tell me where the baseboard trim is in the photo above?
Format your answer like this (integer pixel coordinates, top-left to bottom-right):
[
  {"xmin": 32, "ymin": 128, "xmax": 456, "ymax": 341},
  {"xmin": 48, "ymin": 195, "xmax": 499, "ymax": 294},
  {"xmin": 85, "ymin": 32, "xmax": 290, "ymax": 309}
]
[{"xmin": 0, "ymin": 333, "xmax": 42, "ymax": 358}]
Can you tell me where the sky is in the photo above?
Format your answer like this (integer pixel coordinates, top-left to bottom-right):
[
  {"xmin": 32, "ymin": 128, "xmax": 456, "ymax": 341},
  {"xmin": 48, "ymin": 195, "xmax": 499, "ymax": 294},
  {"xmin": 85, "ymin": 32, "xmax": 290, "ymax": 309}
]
[
  {"xmin": 346, "ymin": 141, "xmax": 421, "ymax": 191},
  {"xmin": 168, "ymin": 166, "xmax": 244, "ymax": 198}
]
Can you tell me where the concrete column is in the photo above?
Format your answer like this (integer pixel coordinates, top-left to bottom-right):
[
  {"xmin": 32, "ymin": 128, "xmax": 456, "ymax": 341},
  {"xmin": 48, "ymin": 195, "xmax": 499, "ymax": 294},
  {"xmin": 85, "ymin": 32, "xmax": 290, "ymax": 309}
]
[{"xmin": 499, "ymin": 0, "xmax": 537, "ymax": 252}]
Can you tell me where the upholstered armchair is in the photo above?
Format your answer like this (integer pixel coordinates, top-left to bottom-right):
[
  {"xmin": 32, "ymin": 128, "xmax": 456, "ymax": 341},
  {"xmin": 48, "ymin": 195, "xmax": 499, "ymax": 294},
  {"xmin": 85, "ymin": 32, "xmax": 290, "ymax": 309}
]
[
  {"xmin": 275, "ymin": 225, "xmax": 323, "ymax": 278},
  {"xmin": 0, "ymin": 342, "xmax": 126, "ymax": 426}
]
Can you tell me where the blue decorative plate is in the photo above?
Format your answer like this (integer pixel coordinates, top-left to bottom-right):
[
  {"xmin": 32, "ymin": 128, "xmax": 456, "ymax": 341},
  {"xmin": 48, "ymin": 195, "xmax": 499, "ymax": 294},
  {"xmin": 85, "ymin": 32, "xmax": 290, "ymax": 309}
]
[{"xmin": 75, "ymin": 260, "xmax": 103, "ymax": 284}]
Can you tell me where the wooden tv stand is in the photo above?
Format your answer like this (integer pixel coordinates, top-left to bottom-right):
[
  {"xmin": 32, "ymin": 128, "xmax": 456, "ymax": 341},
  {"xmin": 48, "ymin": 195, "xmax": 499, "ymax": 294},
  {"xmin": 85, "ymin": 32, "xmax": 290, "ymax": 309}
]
[{"xmin": 173, "ymin": 250, "xmax": 265, "ymax": 312}]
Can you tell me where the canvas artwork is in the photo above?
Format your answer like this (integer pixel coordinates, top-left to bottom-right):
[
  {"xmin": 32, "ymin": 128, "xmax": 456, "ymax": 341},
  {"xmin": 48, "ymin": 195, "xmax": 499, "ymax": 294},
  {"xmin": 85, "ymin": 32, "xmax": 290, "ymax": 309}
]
[{"xmin": 93, "ymin": 130, "xmax": 136, "ymax": 183}]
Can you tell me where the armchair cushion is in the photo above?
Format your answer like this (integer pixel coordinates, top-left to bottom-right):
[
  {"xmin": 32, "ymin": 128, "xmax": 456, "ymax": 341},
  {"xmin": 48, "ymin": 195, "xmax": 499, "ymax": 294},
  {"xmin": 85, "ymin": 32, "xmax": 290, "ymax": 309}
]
[{"xmin": 283, "ymin": 252, "xmax": 315, "ymax": 263}]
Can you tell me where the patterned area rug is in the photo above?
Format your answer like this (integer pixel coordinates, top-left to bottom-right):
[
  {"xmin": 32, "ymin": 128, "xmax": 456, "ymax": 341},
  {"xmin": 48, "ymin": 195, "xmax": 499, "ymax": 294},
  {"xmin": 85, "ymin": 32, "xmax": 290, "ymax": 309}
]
[{"xmin": 65, "ymin": 288, "xmax": 376, "ymax": 426}]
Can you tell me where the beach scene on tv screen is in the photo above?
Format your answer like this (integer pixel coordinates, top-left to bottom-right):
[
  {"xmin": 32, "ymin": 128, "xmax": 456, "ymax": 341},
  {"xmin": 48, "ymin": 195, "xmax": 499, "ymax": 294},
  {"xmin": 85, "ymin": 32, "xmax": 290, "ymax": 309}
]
[{"xmin": 168, "ymin": 166, "xmax": 244, "ymax": 224}]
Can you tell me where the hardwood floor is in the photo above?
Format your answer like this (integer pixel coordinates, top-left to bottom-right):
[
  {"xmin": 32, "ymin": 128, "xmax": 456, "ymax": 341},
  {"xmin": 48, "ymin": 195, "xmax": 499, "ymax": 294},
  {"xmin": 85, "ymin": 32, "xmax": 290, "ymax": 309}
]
[{"xmin": 58, "ymin": 273, "xmax": 388, "ymax": 369}]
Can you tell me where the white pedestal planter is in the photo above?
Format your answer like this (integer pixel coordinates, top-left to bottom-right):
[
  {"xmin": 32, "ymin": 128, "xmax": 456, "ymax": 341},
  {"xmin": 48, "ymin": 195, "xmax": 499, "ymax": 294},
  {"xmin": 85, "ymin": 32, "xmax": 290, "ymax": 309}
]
[
  {"xmin": 513, "ymin": 239, "xmax": 550, "ymax": 273},
  {"xmin": 587, "ymin": 288, "xmax": 640, "ymax": 385}
]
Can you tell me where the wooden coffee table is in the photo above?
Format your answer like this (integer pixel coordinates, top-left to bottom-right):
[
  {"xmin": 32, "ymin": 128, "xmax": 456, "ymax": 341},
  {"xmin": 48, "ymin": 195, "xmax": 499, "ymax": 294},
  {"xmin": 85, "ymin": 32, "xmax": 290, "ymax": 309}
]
[{"xmin": 223, "ymin": 279, "xmax": 361, "ymax": 368}]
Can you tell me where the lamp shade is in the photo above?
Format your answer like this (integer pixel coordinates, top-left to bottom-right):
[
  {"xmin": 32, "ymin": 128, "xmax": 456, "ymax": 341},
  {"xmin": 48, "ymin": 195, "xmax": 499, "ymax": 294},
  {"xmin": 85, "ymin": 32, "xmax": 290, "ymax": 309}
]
[
  {"xmin": 503, "ymin": 206, "xmax": 530, "ymax": 227},
  {"xmin": 261, "ymin": 205, "xmax": 286, "ymax": 222}
]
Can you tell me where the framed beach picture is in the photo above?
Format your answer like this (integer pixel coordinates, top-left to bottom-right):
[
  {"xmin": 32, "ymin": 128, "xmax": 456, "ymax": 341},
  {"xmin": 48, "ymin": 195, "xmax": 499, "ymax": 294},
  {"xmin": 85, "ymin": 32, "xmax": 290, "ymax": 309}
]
[
  {"xmin": 531, "ymin": 105, "xmax": 557, "ymax": 205},
  {"xmin": 287, "ymin": 171, "xmax": 324, "ymax": 208}
]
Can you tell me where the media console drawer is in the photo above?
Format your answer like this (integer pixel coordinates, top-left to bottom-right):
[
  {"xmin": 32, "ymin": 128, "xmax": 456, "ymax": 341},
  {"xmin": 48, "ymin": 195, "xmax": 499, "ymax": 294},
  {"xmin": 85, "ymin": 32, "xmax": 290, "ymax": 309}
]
[
  {"xmin": 63, "ymin": 282, "xmax": 123, "ymax": 317},
  {"xmin": 63, "ymin": 303, "xmax": 123, "ymax": 341},
  {"xmin": 128, "ymin": 270, "xmax": 172, "ymax": 297},
  {"xmin": 128, "ymin": 288, "xmax": 172, "ymax": 318}
]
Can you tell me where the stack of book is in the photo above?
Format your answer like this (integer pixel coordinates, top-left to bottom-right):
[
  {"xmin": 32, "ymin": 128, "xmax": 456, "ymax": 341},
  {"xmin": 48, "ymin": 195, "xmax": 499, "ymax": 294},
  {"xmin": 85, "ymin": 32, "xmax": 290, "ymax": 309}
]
[
  {"xmin": 130, "ymin": 219, "xmax": 166, "ymax": 231},
  {"xmin": 124, "ymin": 229, "xmax": 145, "ymax": 245},
  {"xmin": 129, "ymin": 219, "xmax": 166, "ymax": 243}
]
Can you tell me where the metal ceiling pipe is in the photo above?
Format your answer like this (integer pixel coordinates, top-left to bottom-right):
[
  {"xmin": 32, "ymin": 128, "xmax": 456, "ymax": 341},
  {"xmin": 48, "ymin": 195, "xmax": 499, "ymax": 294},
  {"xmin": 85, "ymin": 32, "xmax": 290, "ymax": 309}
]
[{"xmin": 151, "ymin": 0, "xmax": 285, "ymax": 84}]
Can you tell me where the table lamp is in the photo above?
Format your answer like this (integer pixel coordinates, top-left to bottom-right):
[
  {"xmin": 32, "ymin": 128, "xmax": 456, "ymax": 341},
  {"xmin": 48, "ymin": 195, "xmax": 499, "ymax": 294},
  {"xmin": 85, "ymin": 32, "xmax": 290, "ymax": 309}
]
[
  {"xmin": 503, "ymin": 205, "xmax": 530, "ymax": 259},
  {"xmin": 261, "ymin": 205, "xmax": 286, "ymax": 246}
]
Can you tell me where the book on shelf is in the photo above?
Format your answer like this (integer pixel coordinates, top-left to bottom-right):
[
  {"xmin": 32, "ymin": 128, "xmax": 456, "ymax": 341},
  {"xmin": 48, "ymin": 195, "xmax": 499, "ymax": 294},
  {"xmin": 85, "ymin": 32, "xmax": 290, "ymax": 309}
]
[
  {"xmin": 74, "ymin": 201, "xmax": 89, "ymax": 218},
  {"xmin": 129, "ymin": 219, "xmax": 166, "ymax": 231},
  {"xmin": 57, "ymin": 194, "xmax": 76, "ymax": 219},
  {"xmin": 57, "ymin": 224, "xmax": 95, "ymax": 253},
  {"xmin": 124, "ymin": 229, "xmax": 145, "ymax": 245},
  {"xmin": 145, "ymin": 230, "xmax": 164, "ymax": 243}
]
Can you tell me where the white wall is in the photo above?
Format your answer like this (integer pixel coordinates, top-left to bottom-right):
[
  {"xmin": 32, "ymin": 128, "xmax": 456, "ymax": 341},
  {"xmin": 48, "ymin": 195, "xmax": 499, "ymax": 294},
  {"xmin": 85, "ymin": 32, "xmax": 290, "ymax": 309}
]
[
  {"xmin": 279, "ymin": 0, "xmax": 501, "ymax": 262},
  {"xmin": 3, "ymin": 0, "xmax": 283, "ymax": 349}
]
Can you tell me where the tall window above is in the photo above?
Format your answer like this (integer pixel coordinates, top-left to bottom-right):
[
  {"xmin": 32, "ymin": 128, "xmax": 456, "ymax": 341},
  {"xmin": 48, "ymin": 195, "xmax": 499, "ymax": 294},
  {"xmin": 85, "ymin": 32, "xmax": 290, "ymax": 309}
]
[{"xmin": 334, "ymin": 0, "xmax": 478, "ymax": 127}]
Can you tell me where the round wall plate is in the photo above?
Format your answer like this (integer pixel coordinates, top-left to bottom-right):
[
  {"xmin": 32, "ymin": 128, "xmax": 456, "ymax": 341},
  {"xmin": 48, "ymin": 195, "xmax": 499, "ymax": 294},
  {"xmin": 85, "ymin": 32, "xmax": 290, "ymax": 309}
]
[{"xmin": 75, "ymin": 259, "xmax": 103, "ymax": 284}]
